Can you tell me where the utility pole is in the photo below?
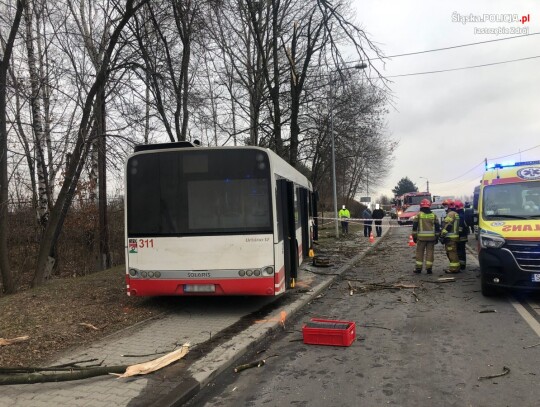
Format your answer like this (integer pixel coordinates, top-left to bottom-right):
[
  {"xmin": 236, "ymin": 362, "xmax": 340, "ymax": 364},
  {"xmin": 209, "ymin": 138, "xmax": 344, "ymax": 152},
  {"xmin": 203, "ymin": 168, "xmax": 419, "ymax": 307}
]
[{"xmin": 420, "ymin": 176, "xmax": 429, "ymax": 193}]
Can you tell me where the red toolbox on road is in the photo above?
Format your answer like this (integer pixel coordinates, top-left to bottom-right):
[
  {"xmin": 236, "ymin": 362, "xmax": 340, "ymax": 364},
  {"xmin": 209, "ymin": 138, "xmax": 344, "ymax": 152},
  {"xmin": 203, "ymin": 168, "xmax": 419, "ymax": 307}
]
[{"xmin": 302, "ymin": 318, "xmax": 356, "ymax": 347}]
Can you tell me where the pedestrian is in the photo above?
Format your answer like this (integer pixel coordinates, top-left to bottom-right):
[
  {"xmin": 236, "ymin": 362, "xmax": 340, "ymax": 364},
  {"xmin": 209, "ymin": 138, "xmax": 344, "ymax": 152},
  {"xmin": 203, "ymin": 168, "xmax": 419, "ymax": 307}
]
[
  {"xmin": 440, "ymin": 199, "xmax": 461, "ymax": 274},
  {"xmin": 338, "ymin": 204, "xmax": 350, "ymax": 235},
  {"xmin": 372, "ymin": 204, "xmax": 385, "ymax": 237},
  {"xmin": 464, "ymin": 201, "xmax": 475, "ymax": 234},
  {"xmin": 362, "ymin": 206, "xmax": 373, "ymax": 237},
  {"xmin": 412, "ymin": 199, "xmax": 440, "ymax": 274},
  {"xmin": 454, "ymin": 200, "xmax": 469, "ymax": 270}
]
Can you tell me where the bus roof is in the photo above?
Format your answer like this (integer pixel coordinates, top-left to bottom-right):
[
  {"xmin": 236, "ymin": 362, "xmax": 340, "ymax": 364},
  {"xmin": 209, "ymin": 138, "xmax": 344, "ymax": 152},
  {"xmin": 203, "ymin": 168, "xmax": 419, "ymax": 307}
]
[{"xmin": 128, "ymin": 144, "xmax": 312, "ymax": 190}]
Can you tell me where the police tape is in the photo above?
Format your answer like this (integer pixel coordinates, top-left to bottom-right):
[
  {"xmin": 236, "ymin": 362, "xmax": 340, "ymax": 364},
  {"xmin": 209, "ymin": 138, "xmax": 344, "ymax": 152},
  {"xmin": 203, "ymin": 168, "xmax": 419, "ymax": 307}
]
[{"xmin": 315, "ymin": 217, "xmax": 413, "ymax": 228}]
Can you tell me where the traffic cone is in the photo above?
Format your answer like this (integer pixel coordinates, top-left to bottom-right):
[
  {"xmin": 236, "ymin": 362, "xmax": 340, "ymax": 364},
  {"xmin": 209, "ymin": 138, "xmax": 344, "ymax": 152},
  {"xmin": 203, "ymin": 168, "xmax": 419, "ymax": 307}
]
[
  {"xmin": 369, "ymin": 232, "xmax": 375, "ymax": 243},
  {"xmin": 308, "ymin": 247, "xmax": 315, "ymax": 258},
  {"xmin": 408, "ymin": 235, "xmax": 416, "ymax": 247}
]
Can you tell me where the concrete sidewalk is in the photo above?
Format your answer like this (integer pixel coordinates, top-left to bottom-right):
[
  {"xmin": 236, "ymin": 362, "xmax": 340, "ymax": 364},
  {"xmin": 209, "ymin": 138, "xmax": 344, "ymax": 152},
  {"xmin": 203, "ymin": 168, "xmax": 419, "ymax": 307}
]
[{"xmin": 0, "ymin": 226, "xmax": 390, "ymax": 407}]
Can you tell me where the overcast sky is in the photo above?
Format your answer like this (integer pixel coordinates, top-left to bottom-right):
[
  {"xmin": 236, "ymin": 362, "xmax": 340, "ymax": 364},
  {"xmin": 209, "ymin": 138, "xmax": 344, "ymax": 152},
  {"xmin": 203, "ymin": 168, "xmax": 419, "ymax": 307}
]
[{"xmin": 351, "ymin": 0, "xmax": 540, "ymax": 200}]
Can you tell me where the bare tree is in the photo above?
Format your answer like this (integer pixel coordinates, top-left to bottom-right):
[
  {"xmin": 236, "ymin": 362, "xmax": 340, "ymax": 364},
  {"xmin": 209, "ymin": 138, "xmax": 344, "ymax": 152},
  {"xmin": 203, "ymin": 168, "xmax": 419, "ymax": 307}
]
[
  {"xmin": 67, "ymin": 0, "xmax": 115, "ymax": 270},
  {"xmin": 1, "ymin": 0, "xmax": 26, "ymax": 294},
  {"xmin": 205, "ymin": 0, "xmax": 267, "ymax": 146},
  {"xmin": 23, "ymin": 0, "xmax": 52, "ymax": 227},
  {"xmin": 32, "ymin": 0, "xmax": 147, "ymax": 287}
]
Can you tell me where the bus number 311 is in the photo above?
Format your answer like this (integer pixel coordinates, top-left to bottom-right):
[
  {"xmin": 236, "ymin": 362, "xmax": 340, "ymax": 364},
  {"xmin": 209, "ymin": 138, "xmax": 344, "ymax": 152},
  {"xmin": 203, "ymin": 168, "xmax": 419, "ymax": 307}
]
[{"xmin": 139, "ymin": 239, "xmax": 154, "ymax": 248}]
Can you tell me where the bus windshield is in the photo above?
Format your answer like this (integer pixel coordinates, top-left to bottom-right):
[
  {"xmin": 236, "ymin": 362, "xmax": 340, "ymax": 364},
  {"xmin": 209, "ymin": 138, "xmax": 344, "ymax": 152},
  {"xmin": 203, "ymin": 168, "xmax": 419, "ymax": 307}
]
[
  {"xmin": 482, "ymin": 181, "xmax": 540, "ymax": 220},
  {"xmin": 127, "ymin": 149, "xmax": 272, "ymax": 236}
]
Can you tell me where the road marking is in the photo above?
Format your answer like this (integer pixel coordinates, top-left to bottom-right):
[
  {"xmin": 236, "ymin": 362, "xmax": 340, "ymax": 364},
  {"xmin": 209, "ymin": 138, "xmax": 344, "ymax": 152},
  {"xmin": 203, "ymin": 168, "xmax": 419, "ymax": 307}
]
[
  {"xmin": 466, "ymin": 246, "xmax": 540, "ymax": 338},
  {"xmin": 510, "ymin": 299, "xmax": 540, "ymax": 338}
]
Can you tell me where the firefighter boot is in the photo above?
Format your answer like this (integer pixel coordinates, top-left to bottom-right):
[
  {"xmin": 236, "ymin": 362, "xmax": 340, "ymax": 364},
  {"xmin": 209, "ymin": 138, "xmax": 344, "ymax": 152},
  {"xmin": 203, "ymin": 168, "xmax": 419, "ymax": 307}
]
[{"xmin": 426, "ymin": 269, "xmax": 432, "ymax": 274}]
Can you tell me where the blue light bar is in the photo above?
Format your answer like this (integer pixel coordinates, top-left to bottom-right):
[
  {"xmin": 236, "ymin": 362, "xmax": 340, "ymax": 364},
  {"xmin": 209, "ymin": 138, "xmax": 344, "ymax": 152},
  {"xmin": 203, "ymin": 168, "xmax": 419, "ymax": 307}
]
[{"xmin": 485, "ymin": 159, "xmax": 540, "ymax": 170}]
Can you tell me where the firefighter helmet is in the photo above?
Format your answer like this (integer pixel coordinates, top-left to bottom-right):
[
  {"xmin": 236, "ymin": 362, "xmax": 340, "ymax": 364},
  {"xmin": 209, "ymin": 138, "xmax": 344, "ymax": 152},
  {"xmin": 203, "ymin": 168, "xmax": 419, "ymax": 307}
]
[
  {"xmin": 454, "ymin": 200, "xmax": 464, "ymax": 210},
  {"xmin": 420, "ymin": 199, "xmax": 431, "ymax": 208},
  {"xmin": 442, "ymin": 198, "xmax": 453, "ymax": 207}
]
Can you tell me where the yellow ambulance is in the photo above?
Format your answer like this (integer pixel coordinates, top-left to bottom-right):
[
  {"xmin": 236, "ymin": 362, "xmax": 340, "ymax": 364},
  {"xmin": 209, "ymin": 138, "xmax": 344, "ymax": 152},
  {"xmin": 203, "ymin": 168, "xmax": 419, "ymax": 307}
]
[{"xmin": 477, "ymin": 160, "xmax": 540, "ymax": 296}]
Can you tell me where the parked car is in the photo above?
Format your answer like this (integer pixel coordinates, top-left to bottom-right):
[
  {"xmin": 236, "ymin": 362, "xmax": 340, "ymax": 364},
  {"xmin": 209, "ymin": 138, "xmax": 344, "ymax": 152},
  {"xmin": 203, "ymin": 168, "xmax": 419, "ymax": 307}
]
[{"xmin": 398, "ymin": 204, "xmax": 420, "ymax": 225}]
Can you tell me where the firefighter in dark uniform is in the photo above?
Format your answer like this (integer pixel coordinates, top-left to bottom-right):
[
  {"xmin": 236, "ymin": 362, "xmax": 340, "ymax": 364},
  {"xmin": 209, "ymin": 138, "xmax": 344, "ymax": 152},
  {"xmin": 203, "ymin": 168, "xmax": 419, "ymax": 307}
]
[
  {"xmin": 412, "ymin": 199, "xmax": 440, "ymax": 274},
  {"xmin": 454, "ymin": 199, "xmax": 468, "ymax": 270},
  {"xmin": 440, "ymin": 199, "xmax": 460, "ymax": 273}
]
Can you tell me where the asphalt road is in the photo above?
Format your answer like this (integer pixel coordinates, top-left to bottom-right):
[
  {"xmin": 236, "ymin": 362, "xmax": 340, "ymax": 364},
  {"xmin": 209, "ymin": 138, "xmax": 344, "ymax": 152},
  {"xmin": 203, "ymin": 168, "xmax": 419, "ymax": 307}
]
[{"xmin": 186, "ymin": 226, "xmax": 540, "ymax": 407}]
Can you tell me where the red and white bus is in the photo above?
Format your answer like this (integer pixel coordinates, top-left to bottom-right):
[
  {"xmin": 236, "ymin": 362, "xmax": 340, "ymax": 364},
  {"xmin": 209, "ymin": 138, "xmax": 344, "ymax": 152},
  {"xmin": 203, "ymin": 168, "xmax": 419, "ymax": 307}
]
[{"xmin": 125, "ymin": 142, "xmax": 316, "ymax": 296}]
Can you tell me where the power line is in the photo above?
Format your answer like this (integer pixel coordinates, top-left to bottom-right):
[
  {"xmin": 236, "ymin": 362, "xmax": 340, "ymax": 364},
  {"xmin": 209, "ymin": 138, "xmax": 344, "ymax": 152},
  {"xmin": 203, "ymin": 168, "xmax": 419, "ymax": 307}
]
[
  {"xmin": 488, "ymin": 143, "xmax": 540, "ymax": 161},
  {"xmin": 432, "ymin": 144, "xmax": 540, "ymax": 184},
  {"xmin": 376, "ymin": 55, "xmax": 540, "ymax": 79},
  {"xmin": 431, "ymin": 161, "xmax": 485, "ymax": 185},
  {"xmin": 366, "ymin": 32, "xmax": 540, "ymax": 61}
]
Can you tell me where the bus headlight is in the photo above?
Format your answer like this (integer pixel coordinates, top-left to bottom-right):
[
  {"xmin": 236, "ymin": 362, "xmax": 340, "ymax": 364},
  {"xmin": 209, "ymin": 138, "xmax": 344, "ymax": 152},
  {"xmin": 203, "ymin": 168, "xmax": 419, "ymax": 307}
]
[
  {"xmin": 129, "ymin": 268, "xmax": 138, "ymax": 277},
  {"xmin": 246, "ymin": 269, "xmax": 254, "ymax": 276},
  {"xmin": 479, "ymin": 229, "xmax": 505, "ymax": 249},
  {"xmin": 263, "ymin": 266, "xmax": 274, "ymax": 275},
  {"xmin": 154, "ymin": 271, "xmax": 161, "ymax": 278},
  {"xmin": 239, "ymin": 270, "xmax": 246, "ymax": 276},
  {"xmin": 254, "ymin": 269, "xmax": 261, "ymax": 276},
  {"xmin": 141, "ymin": 271, "xmax": 148, "ymax": 278}
]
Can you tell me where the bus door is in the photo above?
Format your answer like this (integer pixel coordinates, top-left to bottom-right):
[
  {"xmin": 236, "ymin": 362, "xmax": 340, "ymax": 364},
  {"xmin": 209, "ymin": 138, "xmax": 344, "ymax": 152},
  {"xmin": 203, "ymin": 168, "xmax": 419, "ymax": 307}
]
[
  {"xmin": 311, "ymin": 191, "xmax": 319, "ymax": 241},
  {"xmin": 299, "ymin": 188, "xmax": 310, "ymax": 258},
  {"xmin": 277, "ymin": 179, "xmax": 297, "ymax": 289}
]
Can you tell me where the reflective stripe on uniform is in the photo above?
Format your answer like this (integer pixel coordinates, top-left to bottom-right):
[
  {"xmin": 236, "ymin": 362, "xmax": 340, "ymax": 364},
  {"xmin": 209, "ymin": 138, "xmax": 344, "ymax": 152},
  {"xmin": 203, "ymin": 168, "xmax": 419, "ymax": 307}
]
[
  {"xmin": 443, "ymin": 211, "xmax": 460, "ymax": 240},
  {"xmin": 417, "ymin": 212, "xmax": 437, "ymax": 238}
]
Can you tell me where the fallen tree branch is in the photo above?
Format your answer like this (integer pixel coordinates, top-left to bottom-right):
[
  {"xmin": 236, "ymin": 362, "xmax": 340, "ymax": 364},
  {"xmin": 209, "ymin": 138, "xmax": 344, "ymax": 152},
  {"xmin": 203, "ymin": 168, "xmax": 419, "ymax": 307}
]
[
  {"xmin": 121, "ymin": 351, "xmax": 167, "ymax": 358},
  {"xmin": 0, "ymin": 359, "xmax": 102, "ymax": 375},
  {"xmin": 478, "ymin": 366, "xmax": 510, "ymax": 380},
  {"xmin": 420, "ymin": 278, "xmax": 456, "ymax": 283},
  {"xmin": 0, "ymin": 366, "xmax": 128, "ymax": 385},
  {"xmin": 234, "ymin": 355, "xmax": 278, "ymax": 373},
  {"xmin": 50, "ymin": 359, "xmax": 99, "ymax": 368},
  {"xmin": 114, "ymin": 343, "xmax": 190, "ymax": 378},
  {"xmin": 523, "ymin": 342, "xmax": 540, "ymax": 349},
  {"xmin": 0, "ymin": 336, "xmax": 29, "ymax": 346}
]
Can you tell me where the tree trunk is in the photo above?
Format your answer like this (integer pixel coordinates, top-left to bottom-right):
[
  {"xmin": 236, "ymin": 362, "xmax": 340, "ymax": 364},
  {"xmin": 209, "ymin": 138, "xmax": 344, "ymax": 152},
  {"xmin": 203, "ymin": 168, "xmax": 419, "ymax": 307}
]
[
  {"xmin": 96, "ymin": 85, "xmax": 111, "ymax": 269},
  {"xmin": 24, "ymin": 0, "xmax": 51, "ymax": 228},
  {"xmin": 0, "ymin": 365, "xmax": 128, "ymax": 385},
  {"xmin": 0, "ymin": 0, "xmax": 25, "ymax": 295},
  {"xmin": 270, "ymin": 0, "xmax": 282, "ymax": 157},
  {"xmin": 32, "ymin": 0, "xmax": 145, "ymax": 287}
]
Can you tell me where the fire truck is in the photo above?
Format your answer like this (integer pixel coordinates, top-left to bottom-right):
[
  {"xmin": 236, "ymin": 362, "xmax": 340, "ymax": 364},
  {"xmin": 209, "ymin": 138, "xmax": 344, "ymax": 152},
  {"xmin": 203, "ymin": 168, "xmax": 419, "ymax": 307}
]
[{"xmin": 393, "ymin": 192, "xmax": 432, "ymax": 218}]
